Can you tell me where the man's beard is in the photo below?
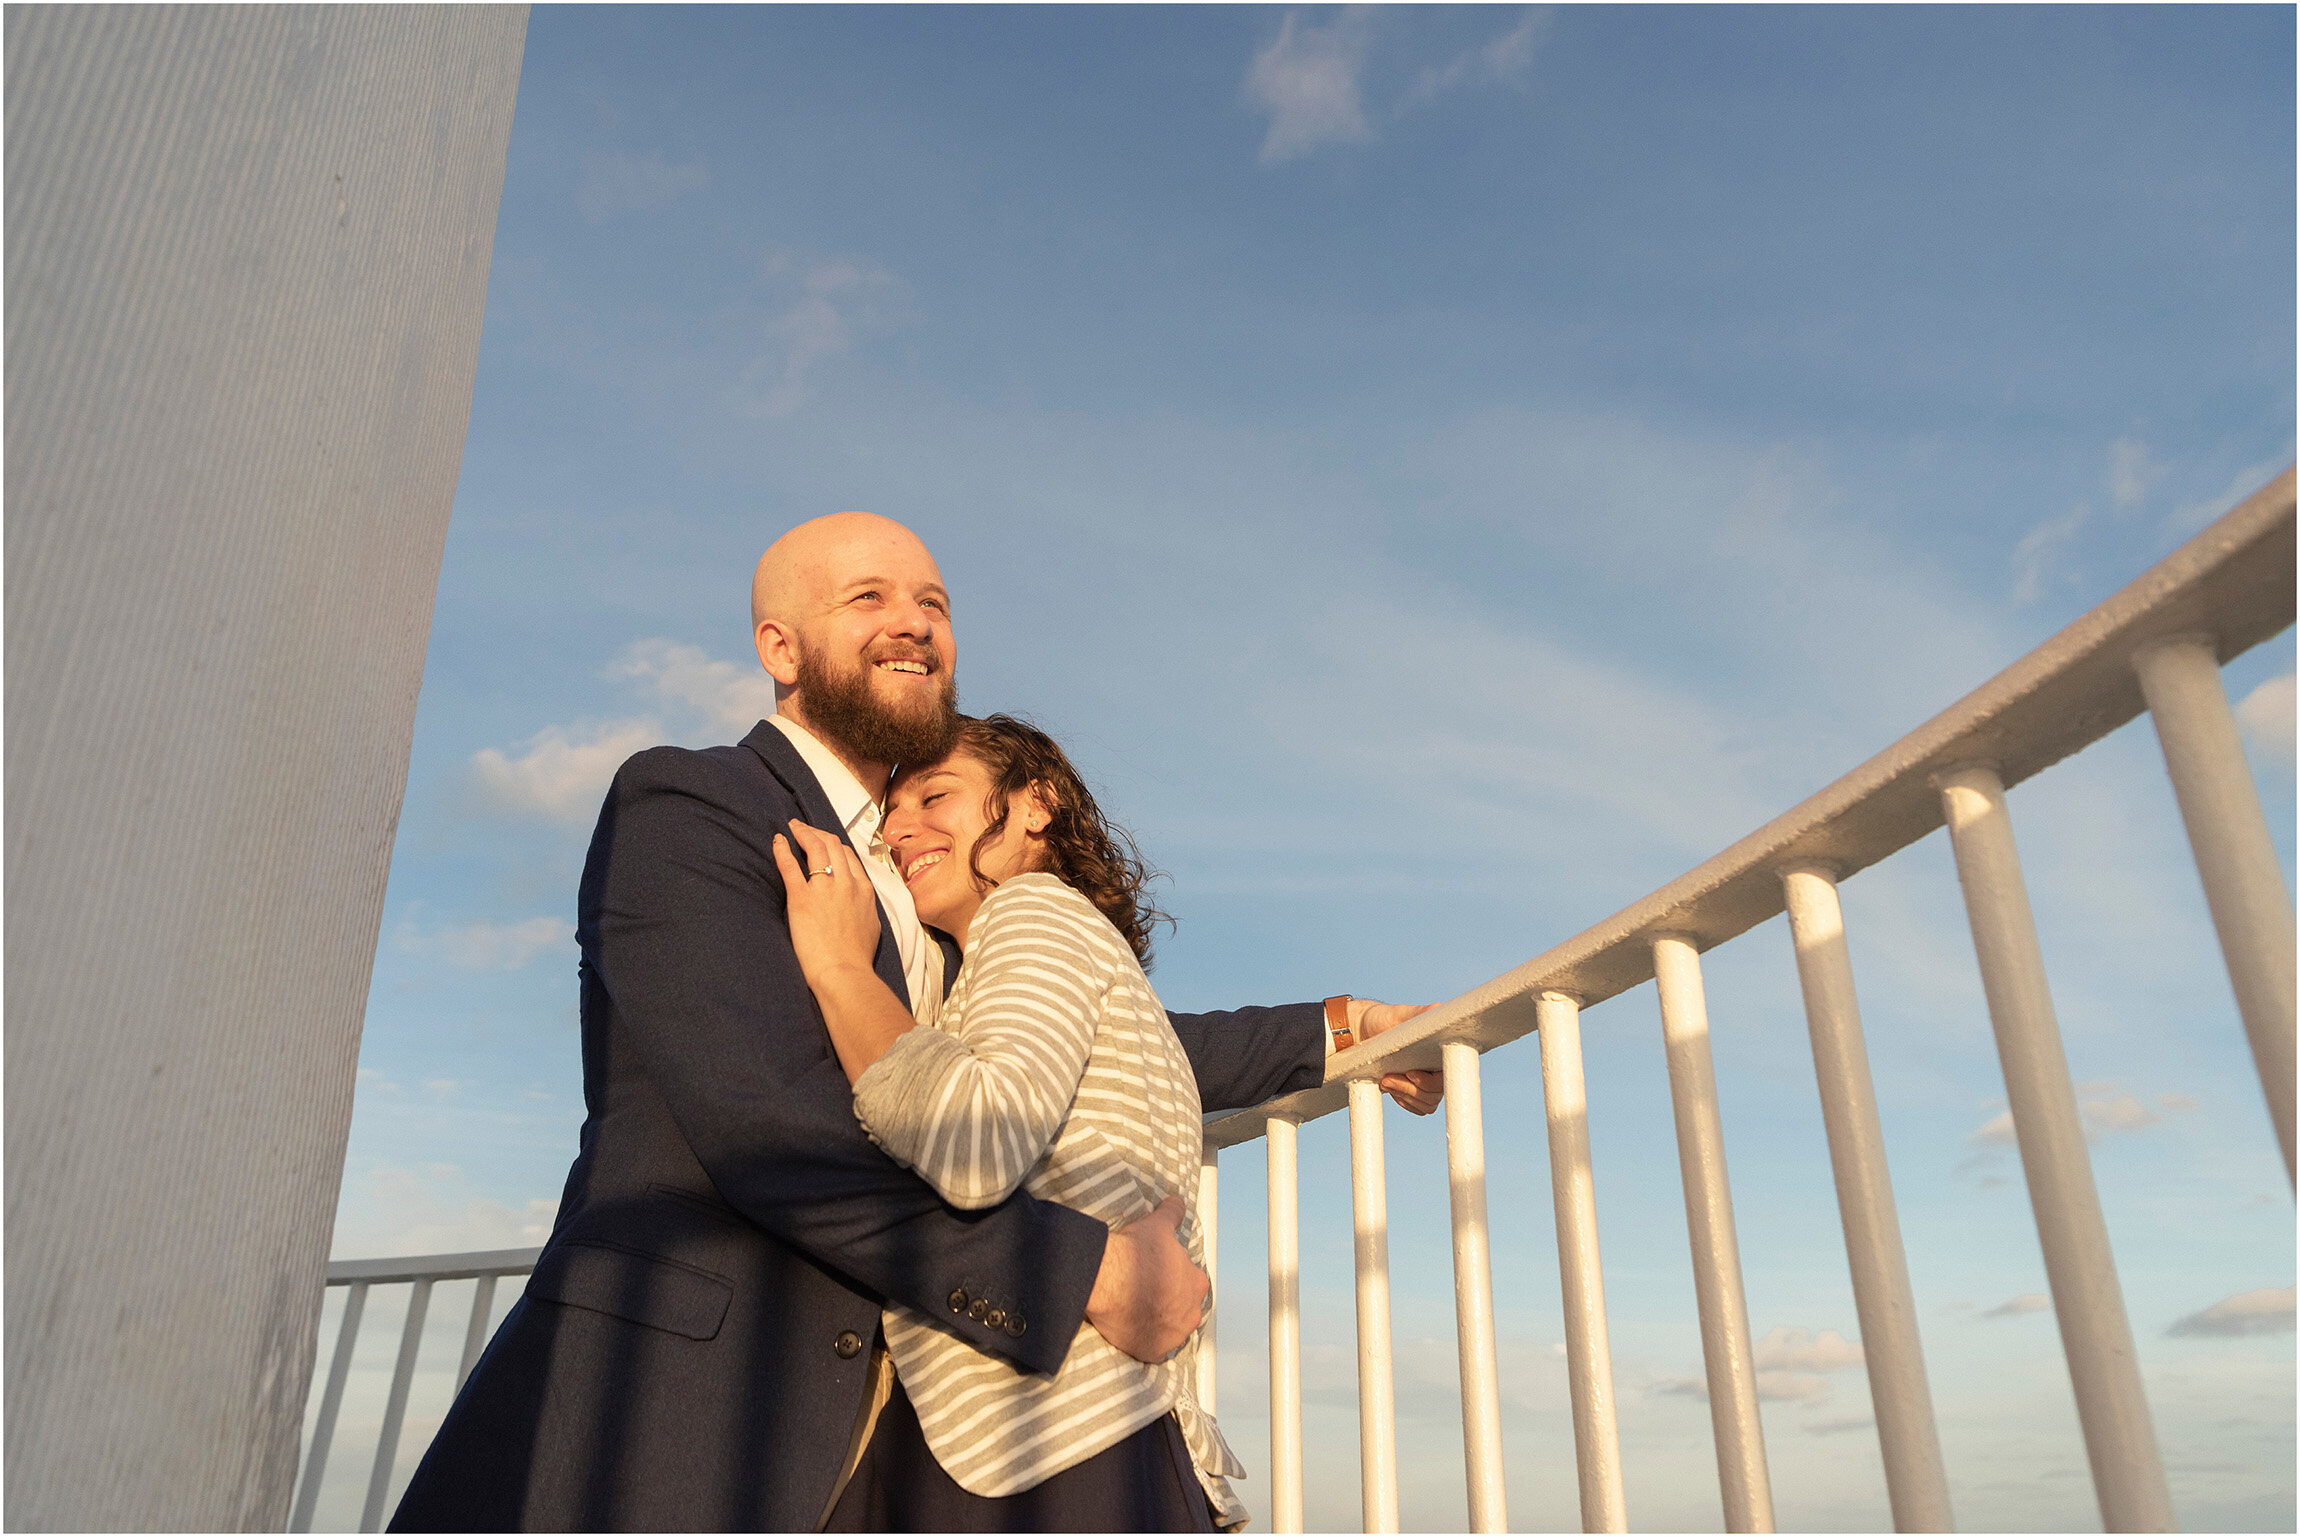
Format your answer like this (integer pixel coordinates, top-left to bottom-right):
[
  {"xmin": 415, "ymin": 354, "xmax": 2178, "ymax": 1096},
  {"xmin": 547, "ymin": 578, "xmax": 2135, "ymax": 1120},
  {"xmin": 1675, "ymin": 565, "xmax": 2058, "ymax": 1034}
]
[{"xmin": 796, "ymin": 646, "xmax": 959, "ymax": 770}]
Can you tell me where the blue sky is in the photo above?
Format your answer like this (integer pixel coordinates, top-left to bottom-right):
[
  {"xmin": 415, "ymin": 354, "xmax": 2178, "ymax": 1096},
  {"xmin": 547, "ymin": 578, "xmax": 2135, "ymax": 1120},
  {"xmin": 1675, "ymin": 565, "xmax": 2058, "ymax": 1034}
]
[{"xmin": 313, "ymin": 7, "xmax": 2295, "ymax": 1531}]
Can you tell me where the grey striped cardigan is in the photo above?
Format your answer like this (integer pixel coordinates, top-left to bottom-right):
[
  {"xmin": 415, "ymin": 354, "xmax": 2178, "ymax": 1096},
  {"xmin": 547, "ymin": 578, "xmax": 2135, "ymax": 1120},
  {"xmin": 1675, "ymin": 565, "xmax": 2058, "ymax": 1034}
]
[{"xmin": 851, "ymin": 872, "xmax": 1245, "ymax": 1523}]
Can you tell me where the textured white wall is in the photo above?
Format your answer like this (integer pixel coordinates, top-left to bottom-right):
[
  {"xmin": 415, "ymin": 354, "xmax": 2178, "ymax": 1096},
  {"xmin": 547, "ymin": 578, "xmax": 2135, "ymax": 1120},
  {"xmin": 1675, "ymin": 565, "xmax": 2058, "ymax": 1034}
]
[{"xmin": 4, "ymin": 7, "xmax": 527, "ymax": 1527}]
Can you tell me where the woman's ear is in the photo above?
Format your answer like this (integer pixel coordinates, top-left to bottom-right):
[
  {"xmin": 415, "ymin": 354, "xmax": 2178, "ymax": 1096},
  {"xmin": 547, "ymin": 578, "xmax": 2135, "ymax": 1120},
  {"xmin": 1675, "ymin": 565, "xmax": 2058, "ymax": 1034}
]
[{"xmin": 1021, "ymin": 780, "xmax": 1055, "ymax": 834}]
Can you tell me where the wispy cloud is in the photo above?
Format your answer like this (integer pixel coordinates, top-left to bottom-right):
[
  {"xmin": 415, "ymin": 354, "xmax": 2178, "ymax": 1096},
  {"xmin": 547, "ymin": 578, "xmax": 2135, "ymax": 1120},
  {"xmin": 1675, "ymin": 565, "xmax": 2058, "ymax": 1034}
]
[
  {"xmin": 2106, "ymin": 437, "xmax": 2164, "ymax": 510},
  {"xmin": 1754, "ymin": 1326, "xmax": 1866, "ymax": 1373},
  {"xmin": 575, "ymin": 150, "xmax": 708, "ymax": 225},
  {"xmin": 471, "ymin": 719, "xmax": 664, "ymax": 822},
  {"xmin": 1964, "ymin": 1081, "xmax": 2187, "ymax": 1157},
  {"xmin": 1982, "ymin": 1292, "xmax": 2052, "ymax": 1320},
  {"xmin": 2010, "ymin": 502, "xmax": 2088, "ymax": 603},
  {"xmin": 738, "ymin": 255, "xmax": 910, "ymax": 418},
  {"xmin": 466, "ymin": 641, "xmax": 779, "ymax": 822},
  {"xmin": 2236, "ymin": 674, "xmax": 2295, "ymax": 765},
  {"xmin": 1806, "ymin": 1414, "xmax": 1876, "ymax": 1436},
  {"xmin": 2165, "ymin": 456, "xmax": 2289, "ymax": 536},
  {"xmin": 2167, "ymin": 1285, "xmax": 2295, "ymax": 1338},
  {"xmin": 1661, "ymin": 1326, "xmax": 1865, "ymax": 1403},
  {"xmin": 1399, "ymin": 9, "xmax": 1548, "ymax": 111},
  {"xmin": 397, "ymin": 915, "xmax": 574, "ymax": 972},
  {"xmin": 331, "ymin": 1164, "xmax": 560, "ymax": 1260},
  {"xmin": 1245, "ymin": 9, "xmax": 1376, "ymax": 165},
  {"xmin": 608, "ymin": 638, "xmax": 777, "ymax": 733}
]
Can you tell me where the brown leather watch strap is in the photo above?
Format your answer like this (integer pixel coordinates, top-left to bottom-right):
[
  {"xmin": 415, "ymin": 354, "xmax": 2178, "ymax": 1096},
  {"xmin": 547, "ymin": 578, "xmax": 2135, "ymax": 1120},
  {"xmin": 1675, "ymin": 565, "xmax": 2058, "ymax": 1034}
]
[{"xmin": 1324, "ymin": 994, "xmax": 1355, "ymax": 1052}]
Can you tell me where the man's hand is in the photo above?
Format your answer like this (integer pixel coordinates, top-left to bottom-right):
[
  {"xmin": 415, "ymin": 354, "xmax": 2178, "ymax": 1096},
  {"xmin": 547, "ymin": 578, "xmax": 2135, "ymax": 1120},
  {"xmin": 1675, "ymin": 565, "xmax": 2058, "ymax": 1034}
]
[
  {"xmin": 1084, "ymin": 1196, "xmax": 1208, "ymax": 1363},
  {"xmin": 1350, "ymin": 1000, "xmax": 1444, "ymax": 1115}
]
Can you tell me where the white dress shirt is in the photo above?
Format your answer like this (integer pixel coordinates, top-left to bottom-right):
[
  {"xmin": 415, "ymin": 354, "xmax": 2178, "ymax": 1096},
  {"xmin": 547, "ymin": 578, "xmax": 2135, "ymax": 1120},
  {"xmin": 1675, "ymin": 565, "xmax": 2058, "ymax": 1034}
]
[{"xmin": 767, "ymin": 714, "xmax": 945, "ymax": 1024}]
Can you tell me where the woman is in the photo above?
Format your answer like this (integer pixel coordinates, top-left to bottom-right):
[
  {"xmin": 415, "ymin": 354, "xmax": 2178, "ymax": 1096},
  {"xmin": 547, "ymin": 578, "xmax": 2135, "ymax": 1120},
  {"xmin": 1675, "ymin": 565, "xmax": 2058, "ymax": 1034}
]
[{"xmin": 771, "ymin": 713, "xmax": 1244, "ymax": 1532}]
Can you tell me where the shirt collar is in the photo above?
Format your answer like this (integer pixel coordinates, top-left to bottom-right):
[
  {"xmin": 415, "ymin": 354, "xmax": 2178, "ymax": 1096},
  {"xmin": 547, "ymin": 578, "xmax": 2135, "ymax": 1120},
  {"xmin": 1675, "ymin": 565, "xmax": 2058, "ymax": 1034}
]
[{"xmin": 766, "ymin": 714, "xmax": 881, "ymax": 842}]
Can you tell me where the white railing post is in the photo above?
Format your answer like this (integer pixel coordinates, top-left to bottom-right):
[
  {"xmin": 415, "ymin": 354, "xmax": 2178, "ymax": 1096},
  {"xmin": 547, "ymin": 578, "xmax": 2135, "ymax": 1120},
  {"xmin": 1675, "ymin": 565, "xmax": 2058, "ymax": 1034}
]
[
  {"xmin": 1266, "ymin": 1115, "xmax": 1305, "ymax": 1534},
  {"xmin": 1442, "ymin": 1041, "xmax": 1509, "ymax": 1533},
  {"xmin": 1651, "ymin": 934, "xmax": 1775, "ymax": 1534},
  {"xmin": 361, "ymin": 1278, "xmax": 432, "ymax": 1533},
  {"xmin": 1537, "ymin": 990, "xmax": 1627, "ymax": 1534},
  {"xmin": 458, "ymin": 1274, "xmax": 499, "ymax": 1391},
  {"xmin": 1936, "ymin": 765, "xmax": 2176, "ymax": 1533},
  {"xmin": 2132, "ymin": 633, "xmax": 2297, "ymax": 1184},
  {"xmin": 1199, "ymin": 1139, "xmax": 1221, "ymax": 1416},
  {"xmin": 1779, "ymin": 864, "xmax": 1954, "ymax": 1533},
  {"xmin": 290, "ymin": 1281, "xmax": 369, "ymax": 1533},
  {"xmin": 1348, "ymin": 1078, "xmax": 1401, "ymax": 1534}
]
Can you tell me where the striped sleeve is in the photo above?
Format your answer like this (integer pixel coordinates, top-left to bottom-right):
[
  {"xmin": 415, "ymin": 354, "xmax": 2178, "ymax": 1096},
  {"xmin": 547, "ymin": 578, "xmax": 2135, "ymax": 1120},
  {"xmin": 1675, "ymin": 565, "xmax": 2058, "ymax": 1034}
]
[{"xmin": 852, "ymin": 876, "xmax": 1112, "ymax": 1210}]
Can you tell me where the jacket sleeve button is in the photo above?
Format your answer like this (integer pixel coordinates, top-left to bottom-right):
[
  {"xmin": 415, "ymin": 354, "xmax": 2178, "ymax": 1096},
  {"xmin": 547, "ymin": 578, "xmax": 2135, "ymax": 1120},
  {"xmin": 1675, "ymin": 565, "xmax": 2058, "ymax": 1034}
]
[
  {"xmin": 968, "ymin": 1299, "xmax": 989, "ymax": 1321},
  {"xmin": 948, "ymin": 1288, "xmax": 969, "ymax": 1313},
  {"xmin": 983, "ymin": 1308, "xmax": 1006, "ymax": 1329},
  {"xmin": 1003, "ymin": 1314, "xmax": 1027, "ymax": 1337},
  {"xmin": 833, "ymin": 1330, "xmax": 863, "ymax": 1359}
]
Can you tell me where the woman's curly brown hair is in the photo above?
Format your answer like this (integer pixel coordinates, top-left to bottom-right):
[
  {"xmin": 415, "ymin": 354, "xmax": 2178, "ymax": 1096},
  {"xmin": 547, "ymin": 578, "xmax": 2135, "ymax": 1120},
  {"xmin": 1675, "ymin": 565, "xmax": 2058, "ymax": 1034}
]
[{"xmin": 940, "ymin": 713, "xmax": 1172, "ymax": 969}]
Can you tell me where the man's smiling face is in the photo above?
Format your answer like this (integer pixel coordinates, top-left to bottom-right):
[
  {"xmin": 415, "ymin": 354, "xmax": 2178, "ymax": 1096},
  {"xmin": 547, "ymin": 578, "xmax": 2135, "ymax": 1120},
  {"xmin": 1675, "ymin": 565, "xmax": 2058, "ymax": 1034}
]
[{"xmin": 753, "ymin": 512, "xmax": 959, "ymax": 773}]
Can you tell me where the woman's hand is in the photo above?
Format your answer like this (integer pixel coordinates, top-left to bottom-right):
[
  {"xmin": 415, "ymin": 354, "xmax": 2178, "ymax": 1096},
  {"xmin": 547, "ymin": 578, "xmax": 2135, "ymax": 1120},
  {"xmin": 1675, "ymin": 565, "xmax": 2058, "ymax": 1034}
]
[{"xmin": 772, "ymin": 821, "xmax": 882, "ymax": 986}]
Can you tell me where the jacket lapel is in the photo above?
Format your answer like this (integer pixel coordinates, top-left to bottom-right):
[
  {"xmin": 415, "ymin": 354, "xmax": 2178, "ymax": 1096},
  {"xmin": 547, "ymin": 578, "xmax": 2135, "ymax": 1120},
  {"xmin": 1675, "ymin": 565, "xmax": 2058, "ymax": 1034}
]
[{"xmin": 740, "ymin": 720, "xmax": 912, "ymax": 1012}]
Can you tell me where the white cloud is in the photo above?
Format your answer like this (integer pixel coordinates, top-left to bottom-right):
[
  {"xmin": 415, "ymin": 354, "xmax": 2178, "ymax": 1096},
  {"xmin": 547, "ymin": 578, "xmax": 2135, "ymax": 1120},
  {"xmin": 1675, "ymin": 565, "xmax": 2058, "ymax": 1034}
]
[
  {"xmin": 1982, "ymin": 1292, "xmax": 2052, "ymax": 1319},
  {"xmin": 420, "ymin": 1078, "xmax": 473, "ymax": 1103},
  {"xmin": 608, "ymin": 638, "xmax": 777, "ymax": 733},
  {"xmin": 1657, "ymin": 1369, "xmax": 1834, "ymax": 1403},
  {"xmin": 2167, "ymin": 1285, "xmax": 2295, "ymax": 1338},
  {"xmin": 1659, "ymin": 1327, "xmax": 1864, "ymax": 1406},
  {"xmin": 2164, "ymin": 456, "xmax": 2289, "ymax": 536},
  {"xmin": 397, "ymin": 915, "xmax": 574, "ymax": 972},
  {"xmin": 464, "ymin": 641, "xmax": 778, "ymax": 826},
  {"xmin": 1756, "ymin": 1372, "xmax": 1834, "ymax": 1402},
  {"xmin": 739, "ymin": 256, "xmax": 910, "ymax": 418},
  {"xmin": 2079, "ymin": 1084, "xmax": 2163, "ymax": 1135},
  {"xmin": 470, "ymin": 718, "xmax": 663, "ymax": 822},
  {"xmin": 1246, "ymin": 10, "xmax": 1376, "ymax": 165},
  {"xmin": 1753, "ymin": 1326, "xmax": 1866, "ymax": 1374},
  {"xmin": 2107, "ymin": 437, "xmax": 2164, "ymax": 509},
  {"xmin": 1964, "ymin": 1081, "xmax": 2184, "ymax": 1154},
  {"xmin": 355, "ymin": 1067, "xmax": 401, "ymax": 1095},
  {"xmin": 1400, "ymin": 9, "xmax": 1548, "ymax": 111},
  {"xmin": 331, "ymin": 1164, "xmax": 559, "ymax": 1260},
  {"xmin": 2236, "ymin": 674, "xmax": 2295, "ymax": 764},
  {"xmin": 575, "ymin": 150, "xmax": 708, "ymax": 225},
  {"xmin": 2010, "ymin": 502, "xmax": 2088, "ymax": 603},
  {"xmin": 1805, "ymin": 1414, "xmax": 1875, "ymax": 1436}
]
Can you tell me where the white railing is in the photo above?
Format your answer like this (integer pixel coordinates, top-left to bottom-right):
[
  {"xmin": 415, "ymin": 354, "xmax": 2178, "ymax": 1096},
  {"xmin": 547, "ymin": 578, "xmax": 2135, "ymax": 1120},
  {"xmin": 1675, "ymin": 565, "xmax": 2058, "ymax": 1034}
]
[
  {"xmin": 301, "ymin": 472, "xmax": 2292, "ymax": 1533},
  {"xmin": 1202, "ymin": 470, "xmax": 2294, "ymax": 1535},
  {"xmin": 292, "ymin": 1249, "xmax": 539, "ymax": 1533}
]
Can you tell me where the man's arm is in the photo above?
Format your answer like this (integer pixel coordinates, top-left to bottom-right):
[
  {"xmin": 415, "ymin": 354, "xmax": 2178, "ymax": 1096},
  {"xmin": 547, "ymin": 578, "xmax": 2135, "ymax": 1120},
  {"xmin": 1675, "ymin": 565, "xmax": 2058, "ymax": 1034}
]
[
  {"xmin": 1167, "ymin": 1000, "xmax": 1443, "ymax": 1114},
  {"xmin": 581, "ymin": 747, "xmax": 1104, "ymax": 1375}
]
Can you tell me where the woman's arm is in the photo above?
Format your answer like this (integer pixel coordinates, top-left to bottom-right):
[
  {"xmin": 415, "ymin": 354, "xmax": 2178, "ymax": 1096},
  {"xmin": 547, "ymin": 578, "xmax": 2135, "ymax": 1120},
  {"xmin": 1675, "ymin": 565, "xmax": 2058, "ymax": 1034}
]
[
  {"xmin": 772, "ymin": 821, "xmax": 914, "ymax": 1083},
  {"xmin": 852, "ymin": 878, "xmax": 1109, "ymax": 1210}
]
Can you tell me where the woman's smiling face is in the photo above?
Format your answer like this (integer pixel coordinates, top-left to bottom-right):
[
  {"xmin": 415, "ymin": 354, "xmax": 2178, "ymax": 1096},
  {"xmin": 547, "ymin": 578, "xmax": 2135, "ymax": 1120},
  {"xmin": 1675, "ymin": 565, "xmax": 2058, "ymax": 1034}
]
[{"xmin": 882, "ymin": 750, "xmax": 1048, "ymax": 940}]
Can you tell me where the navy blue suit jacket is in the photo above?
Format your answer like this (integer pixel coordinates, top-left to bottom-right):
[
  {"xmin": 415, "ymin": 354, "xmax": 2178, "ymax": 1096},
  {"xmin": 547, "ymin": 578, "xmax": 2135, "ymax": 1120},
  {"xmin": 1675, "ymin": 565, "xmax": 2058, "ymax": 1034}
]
[{"xmin": 390, "ymin": 721, "xmax": 1326, "ymax": 1531}]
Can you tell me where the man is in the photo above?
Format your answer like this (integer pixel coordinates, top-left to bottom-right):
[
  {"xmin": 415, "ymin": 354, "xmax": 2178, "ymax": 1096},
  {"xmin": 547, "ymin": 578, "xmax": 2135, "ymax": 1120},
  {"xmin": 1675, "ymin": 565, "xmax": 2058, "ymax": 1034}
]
[{"xmin": 391, "ymin": 513, "xmax": 1435, "ymax": 1531}]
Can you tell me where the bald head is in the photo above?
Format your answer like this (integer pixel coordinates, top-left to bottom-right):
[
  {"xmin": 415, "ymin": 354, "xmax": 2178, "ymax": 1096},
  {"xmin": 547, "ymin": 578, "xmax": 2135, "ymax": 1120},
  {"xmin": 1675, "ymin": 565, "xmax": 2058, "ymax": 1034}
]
[{"xmin": 751, "ymin": 511, "xmax": 938, "ymax": 631}]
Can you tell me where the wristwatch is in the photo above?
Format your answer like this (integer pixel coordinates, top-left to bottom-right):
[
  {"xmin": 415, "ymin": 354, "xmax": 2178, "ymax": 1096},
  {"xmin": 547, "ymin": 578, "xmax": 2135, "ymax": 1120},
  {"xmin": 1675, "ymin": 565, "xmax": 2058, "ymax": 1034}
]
[{"xmin": 1324, "ymin": 995, "xmax": 1355, "ymax": 1052}]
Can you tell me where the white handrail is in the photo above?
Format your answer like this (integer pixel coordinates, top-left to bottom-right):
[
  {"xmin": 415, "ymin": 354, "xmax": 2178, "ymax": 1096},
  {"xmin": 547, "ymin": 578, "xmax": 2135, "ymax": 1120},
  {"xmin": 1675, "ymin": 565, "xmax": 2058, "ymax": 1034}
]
[
  {"xmin": 1192, "ymin": 473, "xmax": 2290, "ymax": 1532},
  {"xmin": 292, "ymin": 1250, "xmax": 539, "ymax": 1532}
]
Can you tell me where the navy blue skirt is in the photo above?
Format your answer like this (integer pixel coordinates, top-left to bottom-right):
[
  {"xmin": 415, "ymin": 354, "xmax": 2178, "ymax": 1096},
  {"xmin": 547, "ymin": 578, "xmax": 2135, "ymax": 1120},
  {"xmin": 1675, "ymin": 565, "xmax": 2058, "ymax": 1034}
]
[{"xmin": 822, "ymin": 1374, "xmax": 1218, "ymax": 1533}]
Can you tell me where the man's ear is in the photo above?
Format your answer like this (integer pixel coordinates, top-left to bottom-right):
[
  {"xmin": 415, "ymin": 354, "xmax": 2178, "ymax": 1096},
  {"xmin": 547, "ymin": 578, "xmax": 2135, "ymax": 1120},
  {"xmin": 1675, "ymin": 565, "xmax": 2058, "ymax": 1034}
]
[{"xmin": 755, "ymin": 619, "xmax": 802, "ymax": 687}]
